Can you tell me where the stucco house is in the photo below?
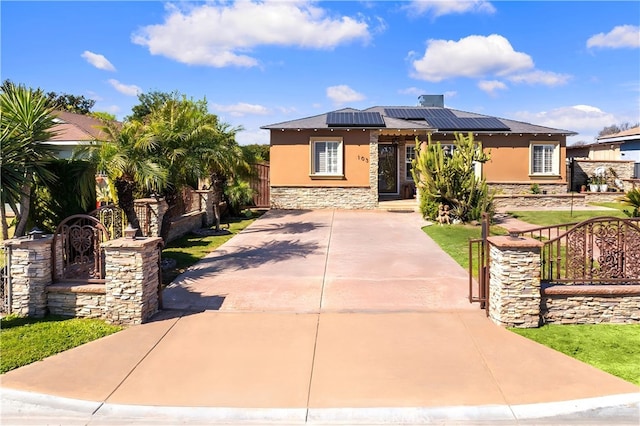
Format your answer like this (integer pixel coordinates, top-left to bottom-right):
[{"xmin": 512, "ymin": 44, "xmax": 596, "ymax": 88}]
[
  {"xmin": 568, "ymin": 127, "xmax": 640, "ymax": 178},
  {"xmin": 262, "ymin": 95, "xmax": 576, "ymax": 209}
]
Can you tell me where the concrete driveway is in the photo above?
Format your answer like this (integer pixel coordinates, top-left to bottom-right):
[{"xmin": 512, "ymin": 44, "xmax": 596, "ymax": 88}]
[
  {"xmin": 1, "ymin": 210, "xmax": 638, "ymax": 425},
  {"xmin": 163, "ymin": 209, "xmax": 473, "ymax": 313}
]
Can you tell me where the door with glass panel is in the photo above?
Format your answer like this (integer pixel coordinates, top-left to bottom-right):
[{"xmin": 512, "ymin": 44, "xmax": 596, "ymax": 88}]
[{"xmin": 378, "ymin": 144, "xmax": 398, "ymax": 194}]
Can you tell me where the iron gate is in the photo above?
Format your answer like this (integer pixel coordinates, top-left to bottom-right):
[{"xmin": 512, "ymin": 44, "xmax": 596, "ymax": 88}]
[
  {"xmin": 53, "ymin": 214, "xmax": 110, "ymax": 283},
  {"xmin": 468, "ymin": 213, "xmax": 490, "ymax": 312}
]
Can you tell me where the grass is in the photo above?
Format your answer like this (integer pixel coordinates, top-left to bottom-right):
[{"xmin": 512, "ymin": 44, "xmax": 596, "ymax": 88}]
[
  {"xmin": 161, "ymin": 210, "xmax": 263, "ymax": 284},
  {"xmin": 423, "ymin": 223, "xmax": 507, "ymax": 271},
  {"xmin": 0, "ymin": 314, "xmax": 123, "ymax": 374},
  {"xmin": 511, "ymin": 324, "xmax": 640, "ymax": 385},
  {"xmin": 508, "ymin": 208, "xmax": 627, "ymax": 226}
]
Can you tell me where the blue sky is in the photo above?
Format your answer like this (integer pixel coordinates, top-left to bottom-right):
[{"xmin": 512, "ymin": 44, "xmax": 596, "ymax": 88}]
[{"xmin": 2, "ymin": 1, "xmax": 639, "ymax": 145}]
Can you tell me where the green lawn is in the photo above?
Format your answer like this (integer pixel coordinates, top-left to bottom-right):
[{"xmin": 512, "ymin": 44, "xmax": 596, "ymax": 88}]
[
  {"xmin": 161, "ymin": 211, "xmax": 262, "ymax": 284},
  {"xmin": 508, "ymin": 209, "xmax": 627, "ymax": 226},
  {"xmin": 511, "ymin": 324, "xmax": 640, "ymax": 385},
  {"xmin": 0, "ymin": 314, "xmax": 122, "ymax": 374},
  {"xmin": 423, "ymin": 223, "xmax": 506, "ymax": 271}
]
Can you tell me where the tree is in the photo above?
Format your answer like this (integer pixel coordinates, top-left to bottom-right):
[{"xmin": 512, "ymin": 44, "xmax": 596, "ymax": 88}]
[
  {"xmin": 412, "ymin": 132, "xmax": 493, "ymax": 222},
  {"xmin": 598, "ymin": 122, "xmax": 640, "ymax": 138},
  {"xmin": 127, "ymin": 90, "xmax": 180, "ymax": 122},
  {"xmin": 241, "ymin": 144, "xmax": 270, "ymax": 162},
  {"xmin": 45, "ymin": 91, "xmax": 95, "ymax": 114},
  {"xmin": 0, "ymin": 83, "xmax": 58, "ymax": 237},
  {"xmin": 90, "ymin": 111, "xmax": 117, "ymax": 122},
  {"xmin": 78, "ymin": 120, "xmax": 167, "ymax": 230}
]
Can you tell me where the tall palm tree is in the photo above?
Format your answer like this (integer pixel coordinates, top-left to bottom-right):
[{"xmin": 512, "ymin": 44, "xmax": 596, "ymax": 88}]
[
  {"xmin": 0, "ymin": 83, "xmax": 58, "ymax": 237},
  {"xmin": 78, "ymin": 120, "xmax": 167, "ymax": 230}
]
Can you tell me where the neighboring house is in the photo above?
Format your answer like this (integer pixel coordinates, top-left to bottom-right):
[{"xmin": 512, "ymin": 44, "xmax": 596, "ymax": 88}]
[
  {"xmin": 262, "ymin": 95, "xmax": 576, "ymax": 209},
  {"xmin": 599, "ymin": 127, "xmax": 640, "ymax": 178},
  {"xmin": 44, "ymin": 110, "xmax": 109, "ymax": 159}
]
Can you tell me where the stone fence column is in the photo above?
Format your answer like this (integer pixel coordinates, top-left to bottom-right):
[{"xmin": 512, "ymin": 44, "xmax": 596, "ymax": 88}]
[
  {"xmin": 101, "ymin": 236, "xmax": 163, "ymax": 325},
  {"xmin": 3, "ymin": 236, "xmax": 53, "ymax": 317},
  {"xmin": 134, "ymin": 198, "xmax": 168, "ymax": 238},
  {"xmin": 487, "ymin": 236, "xmax": 543, "ymax": 328},
  {"xmin": 195, "ymin": 188, "xmax": 218, "ymax": 227}
]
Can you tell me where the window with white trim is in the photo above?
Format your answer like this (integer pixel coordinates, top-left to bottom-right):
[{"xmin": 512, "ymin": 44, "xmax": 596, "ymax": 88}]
[
  {"xmin": 530, "ymin": 143, "xmax": 559, "ymax": 175},
  {"xmin": 405, "ymin": 145, "xmax": 415, "ymax": 180},
  {"xmin": 311, "ymin": 137, "xmax": 343, "ymax": 176}
]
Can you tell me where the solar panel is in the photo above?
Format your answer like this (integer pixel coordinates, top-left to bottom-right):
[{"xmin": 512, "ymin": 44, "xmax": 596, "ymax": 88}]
[
  {"xmin": 384, "ymin": 108, "xmax": 457, "ymax": 120},
  {"xmin": 326, "ymin": 111, "xmax": 385, "ymax": 127},
  {"xmin": 425, "ymin": 117, "xmax": 510, "ymax": 131}
]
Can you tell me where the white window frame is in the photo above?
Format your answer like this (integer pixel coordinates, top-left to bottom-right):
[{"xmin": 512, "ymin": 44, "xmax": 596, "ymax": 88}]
[
  {"xmin": 310, "ymin": 137, "xmax": 344, "ymax": 178},
  {"xmin": 530, "ymin": 142, "xmax": 560, "ymax": 176},
  {"xmin": 405, "ymin": 145, "xmax": 416, "ymax": 180}
]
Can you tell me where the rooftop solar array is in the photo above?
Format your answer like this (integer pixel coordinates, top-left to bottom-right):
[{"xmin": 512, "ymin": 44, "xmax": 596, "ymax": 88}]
[
  {"xmin": 326, "ymin": 111, "xmax": 385, "ymax": 127},
  {"xmin": 384, "ymin": 108, "xmax": 509, "ymax": 131},
  {"xmin": 384, "ymin": 108, "xmax": 457, "ymax": 120}
]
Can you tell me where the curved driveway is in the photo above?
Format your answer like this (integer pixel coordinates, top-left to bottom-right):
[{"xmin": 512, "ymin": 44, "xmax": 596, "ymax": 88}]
[{"xmin": 1, "ymin": 210, "xmax": 638, "ymax": 425}]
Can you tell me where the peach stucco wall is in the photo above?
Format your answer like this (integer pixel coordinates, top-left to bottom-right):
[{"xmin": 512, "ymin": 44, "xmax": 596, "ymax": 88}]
[{"xmin": 270, "ymin": 130, "xmax": 371, "ymax": 187}]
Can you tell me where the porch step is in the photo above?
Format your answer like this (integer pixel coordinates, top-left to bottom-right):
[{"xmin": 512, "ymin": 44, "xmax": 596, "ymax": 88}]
[{"xmin": 377, "ymin": 199, "xmax": 419, "ymax": 212}]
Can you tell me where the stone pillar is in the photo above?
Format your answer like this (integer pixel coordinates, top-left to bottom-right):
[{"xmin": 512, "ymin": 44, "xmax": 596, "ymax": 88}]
[
  {"xmin": 487, "ymin": 235, "xmax": 543, "ymax": 328},
  {"xmin": 3, "ymin": 236, "xmax": 54, "ymax": 317},
  {"xmin": 195, "ymin": 188, "xmax": 217, "ymax": 227},
  {"xmin": 134, "ymin": 198, "xmax": 168, "ymax": 237},
  {"xmin": 101, "ymin": 236, "xmax": 163, "ymax": 325}
]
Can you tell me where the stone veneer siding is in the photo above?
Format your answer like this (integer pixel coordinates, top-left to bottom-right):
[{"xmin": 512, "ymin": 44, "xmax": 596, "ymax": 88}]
[
  {"xmin": 47, "ymin": 284, "xmax": 106, "ymax": 319},
  {"xmin": 489, "ymin": 182, "xmax": 567, "ymax": 195},
  {"xmin": 102, "ymin": 236, "xmax": 162, "ymax": 325},
  {"xmin": 542, "ymin": 285, "xmax": 640, "ymax": 325},
  {"xmin": 3, "ymin": 236, "xmax": 53, "ymax": 317},
  {"xmin": 270, "ymin": 132, "xmax": 379, "ymax": 210},
  {"xmin": 572, "ymin": 160, "xmax": 634, "ymax": 192},
  {"xmin": 488, "ymin": 236, "xmax": 543, "ymax": 328}
]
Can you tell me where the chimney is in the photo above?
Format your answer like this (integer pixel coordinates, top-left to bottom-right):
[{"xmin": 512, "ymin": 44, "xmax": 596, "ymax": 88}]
[{"xmin": 418, "ymin": 95, "xmax": 444, "ymax": 108}]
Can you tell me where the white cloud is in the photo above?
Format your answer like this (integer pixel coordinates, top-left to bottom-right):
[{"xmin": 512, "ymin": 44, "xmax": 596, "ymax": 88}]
[
  {"xmin": 406, "ymin": 0, "xmax": 495, "ymax": 17},
  {"xmin": 513, "ymin": 105, "xmax": 618, "ymax": 143},
  {"xmin": 507, "ymin": 70, "xmax": 571, "ymax": 86},
  {"xmin": 132, "ymin": 2, "xmax": 370, "ymax": 68},
  {"xmin": 235, "ymin": 128, "xmax": 270, "ymax": 146},
  {"xmin": 210, "ymin": 102, "xmax": 270, "ymax": 117},
  {"xmin": 587, "ymin": 25, "xmax": 640, "ymax": 49},
  {"xmin": 326, "ymin": 85, "xmax": 366, "ymax": 105},
  {"xmin": 398, "ymin": 87, "xmax": 424, "ymax": 96},
  {"xmin": 108, "ymin": 79, "xmax": 141, "ymax": 96},
  {"xmin": 411, "ymin": 34, "xmax": 533, "ymax": 82},
  {"xmin": 478, "ymin": 80, "xmax": 507, "ymax": 95},
  {"xmin": 81, "ymin": 51, "xmax": 116, "ymax": 71}
]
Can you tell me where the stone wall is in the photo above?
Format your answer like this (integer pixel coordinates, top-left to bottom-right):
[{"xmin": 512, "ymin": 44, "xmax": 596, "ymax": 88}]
[
  {"xmin": 494, "ymin": 193, "xmax": 586, "ymax": 210},
  {"xmin": 3, "ymin": 237, "xmax": 53, "ymax": 317},
  {"xmin": 488, "ymin": 236, "xmax": 543, "ymax": 328},
  {"xmin": 270, "ymin": 186, "xmax": 377, "ymax": 209},
  {"xmin": 572, "ymin": 160, "xmax": 635, "ymax": 192},
  {"xmin": 165, "ymin": 211, "xmax": 205, "ymax": 242},
  {"xmin": 542, "ymin": 285, "xmax": 640, "ymax": 325},
  {"xmin": 101, "ymin": 236, "xmax": 163, "ymax": 326},
  {"xmin": 489, "ymin": 182, "xmax": 567, "ymax": 195},
  {"xmin": 47, "ymin": 284, "xmax": 106, "ymax": 319}
]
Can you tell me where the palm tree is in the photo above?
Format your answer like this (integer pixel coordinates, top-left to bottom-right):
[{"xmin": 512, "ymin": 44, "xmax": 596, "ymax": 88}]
[
  {"xmin": 0, "ymin": 83, "xmax": 58, "ymax": 237},
  {"xmin": 619, "ymin": 188, "xmax": 640, "ymax": 217},
  {"xmin": 78, "ymin": 120, "xmax": 167, "ymax": 230}
]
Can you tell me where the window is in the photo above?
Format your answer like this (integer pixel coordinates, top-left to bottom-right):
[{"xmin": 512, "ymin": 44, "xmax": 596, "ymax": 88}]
[
  {"xmin": 405, "ymin": 145, "xmax": 415, "ymax": 180},
  {"xmin": 311, "ymin": 137, "xmax": 343, "ymax": 176},
  {"xmin": 530, "ymin": 143, "xmax": 559, "ymax": 175}
]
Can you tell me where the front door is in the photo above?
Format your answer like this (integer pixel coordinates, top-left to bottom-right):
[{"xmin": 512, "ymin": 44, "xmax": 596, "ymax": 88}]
[{"xmin": 378, "ymin": 144, "xmax": 398, "ymax": 194}]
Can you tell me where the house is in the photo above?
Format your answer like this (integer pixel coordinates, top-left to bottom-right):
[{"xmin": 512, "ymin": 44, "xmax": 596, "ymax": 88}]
[
  {"xmin": 44, "ymin": 110, "xmax": 109, "ymax": 159},
  {"xmin": 262, "ymin": 95, "xmax": 577, "ymax": 209}
]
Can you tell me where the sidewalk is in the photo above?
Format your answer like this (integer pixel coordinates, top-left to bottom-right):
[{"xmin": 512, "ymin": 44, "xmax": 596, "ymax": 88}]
[{"xmin": 1, "ymin": 210, "xmax": 638, "ymax": 425}]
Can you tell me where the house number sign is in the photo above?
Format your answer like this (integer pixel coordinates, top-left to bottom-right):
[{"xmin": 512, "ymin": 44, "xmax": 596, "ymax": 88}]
[{"xmin": 357, "ymin": 155, "xmax": 369, "ymax": 163}]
